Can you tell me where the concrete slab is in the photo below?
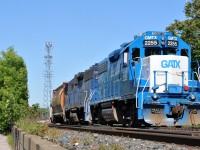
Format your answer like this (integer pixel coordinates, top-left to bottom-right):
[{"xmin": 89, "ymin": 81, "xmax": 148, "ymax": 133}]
[{"xmin": 0, "ymin": 134, "xmax": 12, "ymax": 150}]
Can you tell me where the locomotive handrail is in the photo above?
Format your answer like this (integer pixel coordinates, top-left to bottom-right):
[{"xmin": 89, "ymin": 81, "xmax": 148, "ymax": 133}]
[
  {"xmin": 194, "ymin": 72, "xmax": 200, "ymax": 82},
  {"xmin": 153, "ymin": 70, "xmax": 196, "ymax": 92},
  {"xmin": 84, "ymin": 89, "xmax": 95, "ymax": 112},
  {"xmin": 89, "ymin": 89, "xmax": 95, "ymax": 101},
  {"xmin": 129, "ymin": 60, "xmax": 134, "ymax": 81},
  {"xmin": 136, "ymin": 57, "xmax": 143, "ymax": 109},
  {"xmin": 84, "ymin": 91, "xmax": 88, "ymax": 112},
  {"xmin": 198, "ymin": 67, "xmax": 200, "ymax": 78},
  {"xmin": 195, "ymin": 60, "xmax": 200, "ymax": 77},
  {"xmin": 153, "ymin": 70, "xmax": 168, "ymax": 92},
  {"xmin": 191, "ymin": 60, "xmax": 200, "ymax": 81},
  {"xmin": 141, "ymin": 75, "xmax": 150, "ymax": 109}
]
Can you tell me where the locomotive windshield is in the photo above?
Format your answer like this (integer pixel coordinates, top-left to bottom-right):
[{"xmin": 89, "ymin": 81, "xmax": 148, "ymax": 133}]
[
  {"xmin": 145, "ymin": 48, "xmax": 160, "ymax": 56},
  {"xmin": 163, "ymin": 49, "xmax": 176, "ymax": 55},
  {"xmin": 145, "ymin": 48, "xmax": 177, "ymax": 57}
]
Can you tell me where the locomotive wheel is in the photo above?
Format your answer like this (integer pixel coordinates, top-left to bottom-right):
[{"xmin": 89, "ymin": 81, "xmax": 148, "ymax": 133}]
[
  {"xmin": 98, "ymin": 110, "xmax": 106, "ymax": 125},
  {"xmin": 58, "ymin": 116, "xmax": 62, "ymax": 124},
  {"xmin": 123, "ymin": 124, "xmax": 126, "ymax": 127},
  {"xmin": 108, "ymin": 122, "xmax": 114, "ymax": 126},
  {"xmin": 62, "ymin": 114, "xmax": 67, "ymax": 123},
  {"xmin": 52, "ymin": 116, "xmax": 57, "ymax": 123},
  {"xmin": 84, "ymin": 121, "xmax": 93, "ymax": 125},
  {"xmin": 50, "ymin": 117, "xmax": 53, "ymax": 123}
]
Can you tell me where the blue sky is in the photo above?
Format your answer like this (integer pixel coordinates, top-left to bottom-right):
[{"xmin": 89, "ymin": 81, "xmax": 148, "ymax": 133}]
[{"xmin": 0, "ymin": 1, "xmax": 187, "ymax": 106}]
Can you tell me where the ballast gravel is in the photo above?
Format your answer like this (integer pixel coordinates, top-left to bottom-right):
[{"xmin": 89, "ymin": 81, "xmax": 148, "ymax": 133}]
[{"xmin": 43, "ymin": 129, "xmax": 199, "ymax": 150}]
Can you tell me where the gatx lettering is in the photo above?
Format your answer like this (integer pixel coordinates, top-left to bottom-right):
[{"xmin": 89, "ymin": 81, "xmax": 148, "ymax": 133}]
[
  {"xmin": 168, "ymin": 36, "xmax": 177, "ymax": 41},
  {"xmin": 144, "ymin": 36, "xmax": 157, "ymax": 40},
  {"xmin": 161, "ymin": 60, "xmax": 180, "ymax": 68}
]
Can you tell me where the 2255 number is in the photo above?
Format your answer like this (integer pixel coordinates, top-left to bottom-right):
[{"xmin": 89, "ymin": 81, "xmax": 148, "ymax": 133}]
[{"xmin": 143, "ymin": 40, "xmax": 159, "ymax": 46}]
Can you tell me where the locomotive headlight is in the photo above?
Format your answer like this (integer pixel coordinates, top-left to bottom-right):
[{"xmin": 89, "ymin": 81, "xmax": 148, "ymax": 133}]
[
  {"xmin": 189, "ymin": 93, "xmax": 196, "ymax": 101},
  {"xmin": 152, "ymin": 93, "xmax": 158, "ymax": 100}
]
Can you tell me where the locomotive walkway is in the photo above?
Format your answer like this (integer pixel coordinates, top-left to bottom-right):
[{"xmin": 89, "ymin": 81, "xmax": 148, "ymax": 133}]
[{"xmin": 0, "ymin": 133, "xmax": 11, "ymax": 150}]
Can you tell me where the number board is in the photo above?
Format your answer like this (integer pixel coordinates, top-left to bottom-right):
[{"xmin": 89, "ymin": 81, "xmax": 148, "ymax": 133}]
[
  {"xmin": 166, "ymin": 40, "xmax": 178, "ymax": 47},
  {"xmin": 143, "ymin": 40, "xmax": 159, "ymax": 46}
]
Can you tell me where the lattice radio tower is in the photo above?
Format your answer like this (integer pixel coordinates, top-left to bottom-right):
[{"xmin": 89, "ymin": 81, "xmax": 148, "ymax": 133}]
[{"xmin": 43, "ymin": 42, "xmax": 53, "ymax": 109}]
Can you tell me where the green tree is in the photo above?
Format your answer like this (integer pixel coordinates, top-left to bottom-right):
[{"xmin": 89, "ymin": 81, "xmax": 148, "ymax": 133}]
[
  {"xmin": 0, "ymin": 47, "xmax": 28, "ymax": 133},
  {"xmin": 166, "ymin": 0, "xmax": 200, "ymax": 59},
  {"xmin": 32, "ymin": 103, "xmax": 40, "ymax": 110}
]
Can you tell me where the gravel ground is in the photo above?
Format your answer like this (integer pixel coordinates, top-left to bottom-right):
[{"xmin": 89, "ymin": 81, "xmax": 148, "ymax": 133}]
[{"xmin": 43, "ymin": 129, "xmax": 200, "ymax": 150}]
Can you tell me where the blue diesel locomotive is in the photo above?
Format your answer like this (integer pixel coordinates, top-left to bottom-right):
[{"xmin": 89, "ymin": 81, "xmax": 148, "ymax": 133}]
[{"xmin": 51, "ymin": 31, "xmax": 200, "ymax": 126}]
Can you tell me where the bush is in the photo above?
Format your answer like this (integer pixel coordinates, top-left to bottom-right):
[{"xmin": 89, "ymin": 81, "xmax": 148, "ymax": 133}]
[
  {"xmin": 15, "ymin": 111, "xmax": 48, "ymax": 136},
  {"xmin": 15, "ymin": 106, "xmax": 61, "ymax": 139},
  {"xmin": 0, "ymin": 47, "xmax": 28, "ymax": 133}
]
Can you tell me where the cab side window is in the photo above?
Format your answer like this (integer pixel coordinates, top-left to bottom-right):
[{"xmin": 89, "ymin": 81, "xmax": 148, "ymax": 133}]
[
  {"xmin": 123, "ymin": 52, "xmax": 128, "ymax": 65},
  {"xmin": 132, "ymin": 48, "xmax": 140, "ymax": 66},
  {"xmin": 181, "ymin": 49, "xmax": 188, "ymax": 57}
]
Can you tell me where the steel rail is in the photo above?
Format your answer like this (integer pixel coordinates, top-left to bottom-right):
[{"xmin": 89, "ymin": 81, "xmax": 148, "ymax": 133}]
[{"xmin": 49, "ymin": 124, "xmax": 200, "ymax": 146}]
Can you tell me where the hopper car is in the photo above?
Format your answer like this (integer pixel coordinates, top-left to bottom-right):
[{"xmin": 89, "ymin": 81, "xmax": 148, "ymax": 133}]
[{"xmin": 50, "ymin": 82, "xmax": 67, "ymax": 123}]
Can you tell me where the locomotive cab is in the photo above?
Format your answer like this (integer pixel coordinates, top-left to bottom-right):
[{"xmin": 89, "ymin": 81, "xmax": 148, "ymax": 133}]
[{"xmin": 128, "ymin": 31, "xmax": 200, "ymax": 126}]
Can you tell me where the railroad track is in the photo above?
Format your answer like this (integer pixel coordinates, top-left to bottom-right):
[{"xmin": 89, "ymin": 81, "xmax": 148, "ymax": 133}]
[{"xmin": 48, "ymin": 124, "xmax": 200, "ymax": 146}]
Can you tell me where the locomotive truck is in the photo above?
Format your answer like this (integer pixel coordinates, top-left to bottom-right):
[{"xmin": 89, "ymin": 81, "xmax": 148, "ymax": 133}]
[{"xmin": 50, "ymin": 31, "xmax": 200, "ymax": 126}]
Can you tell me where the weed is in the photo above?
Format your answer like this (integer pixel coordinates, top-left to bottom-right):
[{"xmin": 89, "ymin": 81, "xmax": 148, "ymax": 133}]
[
  {"xmin": 110, "ymin": 143, "xmax": 125, "ymax": 150},
  {"xmin": 7, "ymin": 133, "xmax": 14, "ymax": 149},
  {"xmin": 46, "ymin": 127, "xmax": 62, "ymax": 142},
  {"xmin": 15, "ymin": 115, "xmax": 50, "ymax": 136},
  {"xmin": 182, "ymin": 125, "xmax": 200, "ymax": 129},
  {"xmin": 80, "ymin": 137, "xmax": 94, "ymax": 144},
  {"xmin": 37, "ymin": 123, "xmax": 49, "ymax": 137},
  {"xmin": 98, "ymin": 144, "xmax": 110, "ymax": 150},
  {"xmin": 98, "ymin": 143, "xmax": 125, "ymax": 150},
  {"xmin": 70, "ymin": 137, "xmax": 80, "ymax": 143}
]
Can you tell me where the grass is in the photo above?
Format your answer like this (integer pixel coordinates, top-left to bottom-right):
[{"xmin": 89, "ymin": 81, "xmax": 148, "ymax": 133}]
[
  {"xmin": 7, "ymin": 133, "xmax": 14, "ymax": 149},
  {"xmin": 182, "ymin": 124, "xmax": 200, "ymax": 129},
  {"xmin": 15, "ymin": 116, "xmax": 49, "ymax": 136},
  {"xmin": 98, "ymin": 144, "xmax": 125, "ymax": 150},
  {"xmin": 14, "ymin": 112, "xmax": 125, "ymax": 150},
  {"xmin": 15, "ymin": 116, "xmax": 62, "ymax": 143},
  {"xmin": 80, "ymin": 137, "xmax": 94, "ymax": 144}
]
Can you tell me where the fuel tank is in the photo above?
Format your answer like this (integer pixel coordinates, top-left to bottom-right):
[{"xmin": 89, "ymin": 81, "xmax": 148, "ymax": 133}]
[{"xmin": 51, "ymin": 82, "xmax": 68, "ymax": 115}]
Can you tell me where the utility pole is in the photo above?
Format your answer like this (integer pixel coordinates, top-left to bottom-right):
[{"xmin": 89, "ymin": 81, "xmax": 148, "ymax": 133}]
[{"xmin": 43, "ymin": 42, "xmax": 53, "ymax": 113}]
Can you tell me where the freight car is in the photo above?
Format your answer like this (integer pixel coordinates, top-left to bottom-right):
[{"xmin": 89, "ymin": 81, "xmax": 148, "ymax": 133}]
[
  {"xmin": 50, "ymin": 82, "xmax": 67, "ymax": 123},
  {"xmin": 52, "ymin": 31, "xmax": 200, "ymax": 126}
]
